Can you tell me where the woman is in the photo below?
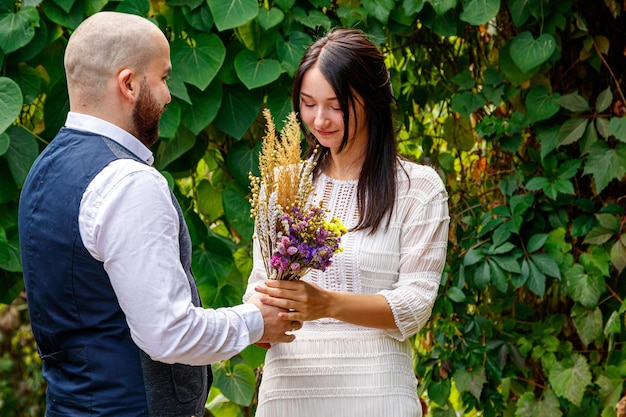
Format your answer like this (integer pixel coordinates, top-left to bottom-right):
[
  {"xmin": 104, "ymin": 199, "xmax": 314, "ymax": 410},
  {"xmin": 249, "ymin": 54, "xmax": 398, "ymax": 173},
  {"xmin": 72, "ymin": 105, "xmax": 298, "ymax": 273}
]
[{"xmin": 244, "ymin": 28, "xmax": 449, "ymax": 417}]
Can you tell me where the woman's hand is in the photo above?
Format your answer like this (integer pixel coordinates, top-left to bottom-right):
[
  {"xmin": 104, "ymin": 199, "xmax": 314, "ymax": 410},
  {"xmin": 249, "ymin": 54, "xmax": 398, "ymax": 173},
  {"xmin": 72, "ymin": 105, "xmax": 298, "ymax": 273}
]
[
  {"xmin": 255, "ymin": 279, "xmax": 398, "ymax": 329},
  {"xmin": 255, "ymin": 279, "xmax": 332, "ymax": 322}
]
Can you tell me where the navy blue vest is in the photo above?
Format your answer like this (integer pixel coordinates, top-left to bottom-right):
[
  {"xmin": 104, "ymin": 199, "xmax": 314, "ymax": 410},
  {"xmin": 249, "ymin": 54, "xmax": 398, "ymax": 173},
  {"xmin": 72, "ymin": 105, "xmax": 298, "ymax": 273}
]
[{"xmin": 18, "ymin": 129, "xmax": 211, "ymax": 416}]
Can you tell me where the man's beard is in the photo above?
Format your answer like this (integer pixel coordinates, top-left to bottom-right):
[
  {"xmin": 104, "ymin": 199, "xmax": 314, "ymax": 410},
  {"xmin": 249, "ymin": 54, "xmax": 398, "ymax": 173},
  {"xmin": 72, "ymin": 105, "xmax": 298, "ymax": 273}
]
[{"xmin": 131, "ymin": 82, "xmax": 164, "ymax": 148}]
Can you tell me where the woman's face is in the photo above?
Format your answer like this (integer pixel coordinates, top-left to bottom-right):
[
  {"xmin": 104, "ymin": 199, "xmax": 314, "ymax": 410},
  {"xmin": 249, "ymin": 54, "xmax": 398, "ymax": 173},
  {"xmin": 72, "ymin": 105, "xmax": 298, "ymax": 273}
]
[{"xmin": 299, "ymin": 64, "xmax": 367, "ymax": 154}]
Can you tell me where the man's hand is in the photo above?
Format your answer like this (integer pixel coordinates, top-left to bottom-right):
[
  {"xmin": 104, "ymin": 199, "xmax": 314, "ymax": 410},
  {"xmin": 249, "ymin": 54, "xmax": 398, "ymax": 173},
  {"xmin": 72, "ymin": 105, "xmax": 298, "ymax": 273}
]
[{"xmin": 247, "ymin": 293, "xmax": 302, "ymax": 346}]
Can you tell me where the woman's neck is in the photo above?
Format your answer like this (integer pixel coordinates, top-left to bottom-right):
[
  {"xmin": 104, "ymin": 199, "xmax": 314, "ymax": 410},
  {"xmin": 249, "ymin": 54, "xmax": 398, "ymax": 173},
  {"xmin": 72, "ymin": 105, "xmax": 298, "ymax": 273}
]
[{"xmin": 324, "ymin": 146, "xmax": 366, "ymax": 180}]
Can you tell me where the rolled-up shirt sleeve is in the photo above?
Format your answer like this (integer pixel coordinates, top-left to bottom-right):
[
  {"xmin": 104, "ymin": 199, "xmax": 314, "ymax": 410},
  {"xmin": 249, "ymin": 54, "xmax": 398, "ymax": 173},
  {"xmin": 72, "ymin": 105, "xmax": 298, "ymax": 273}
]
[{"xmin": 80, "ymin": 159, "xmax": 263, "ymax": 365}]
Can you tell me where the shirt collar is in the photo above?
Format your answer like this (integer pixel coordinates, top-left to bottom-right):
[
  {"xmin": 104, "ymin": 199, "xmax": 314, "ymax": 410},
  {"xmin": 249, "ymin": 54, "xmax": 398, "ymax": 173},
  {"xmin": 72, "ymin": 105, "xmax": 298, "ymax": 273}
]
[{"xmin": 64, "ymin": 112, "xmax": 155, "ymax": 166}]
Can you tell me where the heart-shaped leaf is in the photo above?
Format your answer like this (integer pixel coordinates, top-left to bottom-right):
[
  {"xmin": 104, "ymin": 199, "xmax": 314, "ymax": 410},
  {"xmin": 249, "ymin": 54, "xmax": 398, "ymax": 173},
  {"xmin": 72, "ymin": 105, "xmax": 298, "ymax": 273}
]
[
  {"xmin": 0, "ymin": 77, "xmax": 22, "ymax": 133},
  {"xmin": 509, "ymin": 32, "xmax": 556, "ymax": 73},
  {"xmin": 213, "ymin": 87, "xmax": 263, "ymax": 139},
  {"xmin": 5, "ymin": 125, "xmax": 39, "ymax": 187},
  {"xmin": 234, "ymin": 49, "xmax": 281, "ymax": 89},
  {"xmin": 526, "ymin": 86, "xmax": 560, "ymax": 123},
  {"xmin": 256, "ymin": 7, "xmax": 284, "ymax": 30},
  {"xmin": 171, "ymin": 33, "xmax": 226, "ymax": 91},
  {"xmin": 277, "ymin": 31, "xmax": 312, "ymax": 77},
  {"xmin": 0, "ymin": 6, "xmax": 39, "ymax": 53},
  {"xmin": 427, "ymin": 0, "xmax": 457, "ymax": 15},
  {"xmin": 460, "ymin": 0, "xmax": 500, "ymax": 26},
  {"xmin": 207, "ymin": 0, "xmax": 258, "ymax": 31}
]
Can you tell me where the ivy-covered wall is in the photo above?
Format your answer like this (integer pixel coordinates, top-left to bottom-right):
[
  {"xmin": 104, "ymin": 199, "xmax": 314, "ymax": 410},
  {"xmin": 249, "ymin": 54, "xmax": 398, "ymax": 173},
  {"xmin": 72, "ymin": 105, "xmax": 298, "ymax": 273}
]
[{"xmin": 1, "ymin": 1, "xmax": 626, "ymax": 416}]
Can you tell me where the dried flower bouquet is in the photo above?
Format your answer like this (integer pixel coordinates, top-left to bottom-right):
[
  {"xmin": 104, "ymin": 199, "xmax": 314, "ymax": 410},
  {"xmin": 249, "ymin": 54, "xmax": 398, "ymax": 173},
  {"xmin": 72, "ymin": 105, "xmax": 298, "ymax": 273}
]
[{"xmin": 249, "ymin": 109, "xmax": 346, "ymax": 281}]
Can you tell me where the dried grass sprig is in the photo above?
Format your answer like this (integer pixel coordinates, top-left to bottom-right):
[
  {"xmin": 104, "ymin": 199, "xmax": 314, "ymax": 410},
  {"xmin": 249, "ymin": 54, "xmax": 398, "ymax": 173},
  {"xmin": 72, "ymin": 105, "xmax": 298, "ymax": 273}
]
[{"xmin": 249, "ymin": 109, "xmax": 345, "ymax": 280}]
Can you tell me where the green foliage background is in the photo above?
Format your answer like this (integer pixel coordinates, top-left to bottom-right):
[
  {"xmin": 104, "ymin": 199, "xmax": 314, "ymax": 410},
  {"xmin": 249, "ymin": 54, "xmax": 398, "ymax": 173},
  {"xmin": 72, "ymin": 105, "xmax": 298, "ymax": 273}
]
[{"xmin": 1, "ymin": 0, "xmax": 626, "ymax": 416}]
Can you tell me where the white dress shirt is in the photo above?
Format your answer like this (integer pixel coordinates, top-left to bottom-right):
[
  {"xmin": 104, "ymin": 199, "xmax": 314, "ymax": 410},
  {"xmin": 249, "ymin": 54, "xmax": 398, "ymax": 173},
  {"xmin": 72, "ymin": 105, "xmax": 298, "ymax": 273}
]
[{"xmin": 69, "ymin": 112, "xmax": 263, "ymax": 365}]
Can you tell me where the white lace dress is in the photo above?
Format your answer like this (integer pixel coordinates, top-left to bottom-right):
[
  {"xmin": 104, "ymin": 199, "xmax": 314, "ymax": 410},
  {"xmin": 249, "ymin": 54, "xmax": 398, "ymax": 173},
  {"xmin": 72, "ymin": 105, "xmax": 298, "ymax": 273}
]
[{"xmin": 244, "ymin": 160, "xmax": 449, "ymax": 417}]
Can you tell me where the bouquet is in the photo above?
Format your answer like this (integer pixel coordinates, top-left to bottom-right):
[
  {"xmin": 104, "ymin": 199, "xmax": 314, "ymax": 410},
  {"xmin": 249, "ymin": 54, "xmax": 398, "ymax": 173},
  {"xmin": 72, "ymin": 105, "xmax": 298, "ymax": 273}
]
[{"xmin": 249, "ymin": 109, "xmax": 346, "ymax": 280}]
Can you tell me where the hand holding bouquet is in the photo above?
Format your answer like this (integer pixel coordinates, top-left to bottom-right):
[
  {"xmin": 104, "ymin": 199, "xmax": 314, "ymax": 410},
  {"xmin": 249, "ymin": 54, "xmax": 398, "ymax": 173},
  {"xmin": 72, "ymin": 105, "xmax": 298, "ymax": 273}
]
[{"xmin": 249, "ymin": 109, "xmax": 346, "ymax": 281}]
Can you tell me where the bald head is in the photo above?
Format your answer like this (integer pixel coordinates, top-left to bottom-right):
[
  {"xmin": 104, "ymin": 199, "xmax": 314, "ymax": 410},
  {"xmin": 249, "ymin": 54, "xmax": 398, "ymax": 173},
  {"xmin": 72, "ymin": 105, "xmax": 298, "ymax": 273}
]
[{"xmin": 64, "ymin": 12, "xmax": 168, "ymax": 107}]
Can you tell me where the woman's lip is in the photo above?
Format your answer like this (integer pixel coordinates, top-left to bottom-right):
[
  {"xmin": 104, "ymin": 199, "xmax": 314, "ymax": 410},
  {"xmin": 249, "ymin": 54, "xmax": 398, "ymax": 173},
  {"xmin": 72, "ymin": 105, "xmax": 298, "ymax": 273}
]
[{"xmin": 315, "ymin": 129, "xmax": 336, "ymax": 136}]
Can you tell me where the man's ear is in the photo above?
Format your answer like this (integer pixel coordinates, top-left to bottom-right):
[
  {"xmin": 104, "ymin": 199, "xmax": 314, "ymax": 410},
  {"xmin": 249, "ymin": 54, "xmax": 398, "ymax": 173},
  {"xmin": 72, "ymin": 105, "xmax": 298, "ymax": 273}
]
[{"xmin": 118, "ymin": 68, "xmax": 137, "ymax": 103}]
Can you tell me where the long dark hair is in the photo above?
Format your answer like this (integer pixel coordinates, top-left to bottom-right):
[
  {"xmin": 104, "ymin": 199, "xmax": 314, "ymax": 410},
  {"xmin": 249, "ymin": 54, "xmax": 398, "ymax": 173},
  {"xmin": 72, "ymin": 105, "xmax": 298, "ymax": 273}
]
[{"xmin": 292, "ymin": 28, "xmax": 398, "ymax": 233}]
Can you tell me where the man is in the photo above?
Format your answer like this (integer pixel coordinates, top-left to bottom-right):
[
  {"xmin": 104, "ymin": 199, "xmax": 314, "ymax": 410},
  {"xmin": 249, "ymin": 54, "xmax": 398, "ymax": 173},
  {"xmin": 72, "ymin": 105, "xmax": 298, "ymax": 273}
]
[{"xmin": 18, "ymin": 11, "xmax": 296, "ymax": 416}]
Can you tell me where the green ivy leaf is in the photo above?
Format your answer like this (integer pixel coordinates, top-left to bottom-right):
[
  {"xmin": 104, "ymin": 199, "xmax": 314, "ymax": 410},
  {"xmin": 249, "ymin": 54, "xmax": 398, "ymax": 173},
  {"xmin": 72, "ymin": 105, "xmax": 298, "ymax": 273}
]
[
  {"xmin": 428, "ymin": 378, "xmax": 451, "ymax": 406},
  {"xmin": 583, "ymin": 226, "xmax": 614, "ymax": 245},
  {"xmin": 159, "ymin": 100, "xmax": 181, "ymax": 139},
  {"xmin": 0, "ymin": 77, "xmax": 22, "ymax": 133},
  {"xmin": 454, "ymin": 367, "xmax": 486, "ymax": 400},
  {"xmin": 443, "ymin": 114, "xmax": 476, "ymax": 151},
  {"xmin": 515, "ymin": 390, "xmax": 562, "ymax": 417},
  {"xmin": 238, "ymin": 343, "xmax": 267, "ymax": 369},
  {"xmin": 277, "ymin": 31, "xmax": 311, "ymax": 77},
  {"xmin": 558, "ymin": 118, "xmax": 587, "ymax": 146},
  {"xmin": 581, "ymin": 247, "xmax": 611, "ymax": 277},
  {"xmin": 427, "ymin": 0, "xmax": 457, "ymax": 15},
  {"xmin": 582, "ymin": 141, "xmax": 626, "ymax": 194},
  {"xmin": 447, "ymin": 286, "xmax": 466, "ymax": 302},
  {"xmin": 509, "ymin": 193, "xmax": 535, "ymax": 216},
  {"xmin": 580, "ymin": 116, "xmax": 599, "ymax": 155},
  {"xmin": 213, "ymin": 87, "xmax": 263, "ymax": 139},
  {"xmin": 508, "ymin": 0, "xmax": 531, "ymax": 27},
  {"xmin": 596, "ymin": 366, "xmax": 623, "ymax": 409},
  {"xmin": 525, "ymin": 177, "xmax": 548, "ymax": 191},
  {"xmin": 0, "ymin": 6, "xmax": 39, "ymax": 54},
  {"xmin": 487, "ymin": 259, "xmax": 508, "ymax": 292},
  {"xmin": 522, "ymin": 258, "xmax": 546, "ymax": 297},
  {"xmin": 565, "ymin": 263, "xmax": 604, "ymax": 308},
  {"xmin": 192, "ymin": 235, "xmax": 234, "ymax": 288},
  {"xmin": 527, "ymin": 234, "xmax": 548, "ymax": 253},
  {"xmin": 509, "ymin": 32, "xmax": 556, "ymax": 73},
  {"xmin": 596, "ymin": 213, "xmax": 620, "ymax": 231},
  {"xmin": 474, "ymin": 261, "xmax": 490, "ymax": 290},
  {"xmin": 115, "ymin": 0, "xmax": 150, "ymax": 16},
  {"xmin": 181, "ymin": 81, "xmax": 223, "ymax": 135},
  {"xmin": 171, "ymin": 34, "xmax": 226, "ymax": 91},
  {"xmin": 207, "ymin": 0, "xmax": 258, "ymax": 31},
  {"xmin": 557, "ymin": 91, "xmax": 591, "ymax": 113},
  {"xmin": 294, "ymin": 8, "xmax": 332, "ymax": 29},
  {"xmin": 212, "ymin": 362, "xmax": 256, "ymax": 406},
  {"xmin": 611, "ymin": 236, "xmax": 626, "ymax": 274},
  {"xmin": 608, "ymin": 115, "xmax": 626, "ymax": 142},
  {"xmin": 196, "ymin": 179, "xmax": 224, "ymax": 222},
  {"xmin": 525, "ymin": 86, "xmax": 560, "ymax": 122},
  {"xmin": 154, "ymin": 125, "xmax": 197, "ymax": 170},
  {"xmin": 595, "ymin": 87, "xmax": 613, "ymax": 113},
  {"xmin": 557, "ymin": 159, "xmax": 582, "ymax": 179},
  {"xmin": 223, "ymin": 181, "xmax": 253, "ymax": 242},
  {"xmin": 531, "ymin": 253, "xmax": 561, "ymax": 279},
  {"xmin": 181, "ymin": 2, "xmax": 214, "ymax": 31},
  {"xmin": 0, "ymin": 131, "xmax": 8, "ymax": 155},
  {"xmin": 256, "ymin": 6, "xmax": 284, "ymax": 30},
  {"xmin": 234, "ymin": 49, "xmax": 282, "ymax": 89},
  {"xmin": 41, "ymin": 0, "xmax": 83, "ymax": 29},
  {"xmin": 206, "ymin": 391, "xmax": 240, "ymax": 417},
  {"xmin": 548, "ymin": 353, "xmax": 592, "ymax": 407},
  {"xmin": 604, "ymin": 311, "xmax": 621, "ymax": 338},
  {"xmin": 363, "ymin": 0, "xmax": 394, "ymax": 24},
  {"xmin": 464, "ymin": 248, "xmax": 485, "ymax": 266},
  {"xmin": 595, "ymin": 117, "xmax": 610, "ymax": 139},
  {"xmin": 450, "ymin": 91, "xmax": 487, "ymax": 120},
  {"xmin": 227, "ymin": 140, "xmax": 259, "ymax": 188},
  {"xmin": 5, "ymin": 125, "xmax": 38, "ymax": 187},
  {"xmin": 571, "ymin": 305, "xmax": 603, "ymax": 347},
  {"xmin": 460, "ymin": 0, "xmax": 500, "ymax": 25}
]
